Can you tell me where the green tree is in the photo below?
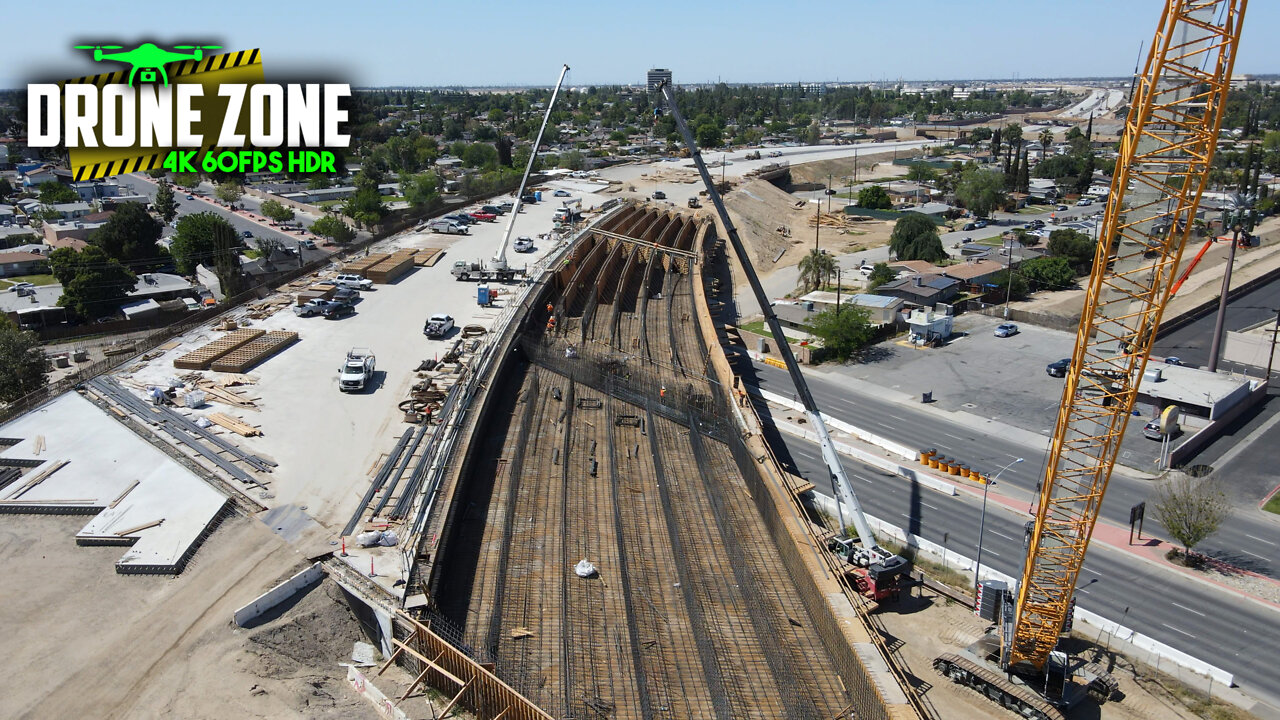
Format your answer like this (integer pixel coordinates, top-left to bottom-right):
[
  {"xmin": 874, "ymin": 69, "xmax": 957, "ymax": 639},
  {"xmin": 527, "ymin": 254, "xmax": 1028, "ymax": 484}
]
[
  {"xmin": 955, "ymin": 167, "xmax": 1006, "ymax": 218},
  {"xmin": 89, "ymin": 202, "xmax": 164, "ymax": 267},
  {"xmin": 311, "ymin": 215, "xmax": 356, "ymax": 244},
  {"xmin": 38, "ymin": 181, "xmax": 78, "ymax": 204},
  {"xmin": 906, "ymin": 163, "xmax": 938, "ymax": 183},
  {"xmin": 1073, "ymin": 153, "xmax": 1095, "ymax": 196},
  {"xmin": 259, "ymin": 199, "xmax": 295, "ymax": 224},
  {"xmin": 403, "ymin": 172, "xmax": 441, "ymax": 208},
  {"xmin": 169, "ymin": 212, "xmax": 238, "ymax": 276},
  {"xmin": 49, "ymin": 246, "xmax": 137, "ymax": 319},
  {"xmin": 214, "ymin": 181, "xmax": 244, "ymax": 205},
  {"xmin": 171, "ymin": 172, "xmax": 200, "ymax": 188},
  {"xmin": 1154, "ymin": 471, "xmax": 1231, "ymax": 560},
  {"xmin": 152, "ymin": 181, "xmax": 179, "ymax": 224},
  {"xmin": 798, "ymin": 249, "xmax": 837, "ymax": 293},
  {"xmin": 867, "ymin": 262, "xmax": 897, "ymax": 290},
  {"xmin": 1018, "ymin": 256, "xmax": 1075, "ymax": 290},
  {"xmin": 988, "ymin": 269, "xmax": 1028, "ymax": 299},
  {"xmin": 889, "ymin": 214, "xmax": 946, "ymax": 263},
  {"xmin": 0, "ymin": 316, "xmax": 47, "ymax": 402},
  {"xmin": 696, "ymin": 122, "xmax": 723, "ymax": 149},
  {"xmin": 1038, "ymin": 128, "xmax": 1054, "ymax": 159},
  {"xmin": 805, "ymin": 305, "xmax": 876, "ymax": 362},
  {"xmin": 1047, "ymin": 228, "xmax": 1097, "ymax": 274},
  {"xmin": 307, "ymin": 174, "xmax": 332, "ymax": 190},
  {"xmin": 342, "ymin": 188, "xmax": 386, "ymax": 229},
  {"xmin": 0, "ymin": 178, "xmax": 14, "ymax": 198},
  {"xmin": 856, "ymin": 184, "xmax": 892, "ymax": 210},
  {"xmin": 559, "ymin": 150, "xmax": 585, "ymax": 171},
  {"xmin": 462, "ymin": 143, "xmax": 499, "ymax": 169}
]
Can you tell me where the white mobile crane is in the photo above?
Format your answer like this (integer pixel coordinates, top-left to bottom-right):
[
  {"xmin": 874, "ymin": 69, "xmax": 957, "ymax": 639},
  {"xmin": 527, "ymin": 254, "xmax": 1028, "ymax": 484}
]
[
  {"xmin": 489, "ymin": 63, "xmax": 570, "ymax": 276},
  {"xmin": 657, "ymin": 79, "xmax": 912, "ymax": 602}
]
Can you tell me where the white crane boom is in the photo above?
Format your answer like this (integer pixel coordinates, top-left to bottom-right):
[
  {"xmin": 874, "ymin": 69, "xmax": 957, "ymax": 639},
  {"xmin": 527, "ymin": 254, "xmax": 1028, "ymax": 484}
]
[{"xmin": 493, "ymin": 63, "xmax": 570, "ymax": 272}]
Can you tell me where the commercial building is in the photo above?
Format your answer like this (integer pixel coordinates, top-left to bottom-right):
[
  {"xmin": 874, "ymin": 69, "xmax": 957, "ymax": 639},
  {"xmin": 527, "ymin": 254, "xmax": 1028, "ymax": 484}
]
[{"xmin": 646, "ymin": 68, "xmax": 672, "ymax": 92}]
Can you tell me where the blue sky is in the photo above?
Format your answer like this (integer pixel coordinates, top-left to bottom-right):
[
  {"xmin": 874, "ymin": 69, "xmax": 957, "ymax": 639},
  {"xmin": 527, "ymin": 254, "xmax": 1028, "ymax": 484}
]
[{"xmin": 4, "ymin": 1, "xmax": 1276, "ymax": 88}]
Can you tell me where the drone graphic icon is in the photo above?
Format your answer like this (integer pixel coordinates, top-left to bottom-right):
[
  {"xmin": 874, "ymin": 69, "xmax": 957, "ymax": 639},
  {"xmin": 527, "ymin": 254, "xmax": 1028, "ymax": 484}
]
[{"xmin": 74, "ymin": 43, "xmax": 223, "ymax": 86}]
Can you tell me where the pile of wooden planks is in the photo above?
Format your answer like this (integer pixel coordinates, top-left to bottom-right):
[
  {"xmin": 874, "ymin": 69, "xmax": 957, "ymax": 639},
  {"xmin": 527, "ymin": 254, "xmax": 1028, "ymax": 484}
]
[
  {"xmin": 173, "ymin": 329, "xmax": 266, "ymax": 370},
  {"xmin": 365, "ymin": 249, "xmax": 416, "ymax": 283},
  {"xmin": 341, "ymin": 254, "xmax": 387, "ymax": 276},
  {"xmin": 210, "ymin": 331, "xmax": 298, "ymax": 373},
  {"xmin": 207, "ymin": 413, "xmax": 261, "ymax": 437},
  {"xmin": 414, "ymin": 248, "xmax": 444, "ymax": 267},
  {"xmin": 806, "ymin": 212, "xmax": 858, "ymax": 228},
  {"xmin": 193, "ymin": 380, "xmax": 257, "ymax": 409}
]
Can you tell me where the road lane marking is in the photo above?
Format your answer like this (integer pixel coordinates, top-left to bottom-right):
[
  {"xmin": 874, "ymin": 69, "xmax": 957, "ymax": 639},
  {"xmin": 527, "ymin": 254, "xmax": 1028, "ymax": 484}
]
[
  {"xmin": 1161, "ymin": 623, "xmax": 1196, "ymax": 639},
  {"xmin": 984, "ymin": 549, "xmax": 1001, "ymax": 558},
  {"xmin": 989, "ymin": 530, "xmax": 1016, "ymax": 541},
  {"xmin": 921, "ymin": 502, "xmax": 940, "ymax": 511},
  {"xmin": 1245, "ymin": 534, "xmax": 1277, "ymax": 546},
  {"xmin": 1170, "ymin": 602, "xmax": 1206, "ymax": 618},
  {"xmin": 1239, "ymin": 549, "xmax": 1269, "ymax": 561}
]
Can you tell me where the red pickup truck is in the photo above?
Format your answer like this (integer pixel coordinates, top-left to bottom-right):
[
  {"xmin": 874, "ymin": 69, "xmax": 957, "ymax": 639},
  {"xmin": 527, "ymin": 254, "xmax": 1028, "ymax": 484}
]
[{"xmin": 469, "ymin": 212, "xmax": 497, "ymax": 222}]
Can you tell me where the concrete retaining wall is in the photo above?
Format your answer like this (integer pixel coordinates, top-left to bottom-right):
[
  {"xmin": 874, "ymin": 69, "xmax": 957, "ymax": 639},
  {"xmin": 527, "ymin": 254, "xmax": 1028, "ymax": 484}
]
[
  {"xmin": 346, "ymin": 666, "xmax": 410, "ymax": 720},
  {"xmin": 232, "ymin": 562, "xmax": 325, "ymax": 627},
  {"xmin": 772, "ymin": 417, "xmax": 956, "ymax": 497},
  {"xmin": 756, "ymin": 385, "xmax": 921, "ymax": 460}
]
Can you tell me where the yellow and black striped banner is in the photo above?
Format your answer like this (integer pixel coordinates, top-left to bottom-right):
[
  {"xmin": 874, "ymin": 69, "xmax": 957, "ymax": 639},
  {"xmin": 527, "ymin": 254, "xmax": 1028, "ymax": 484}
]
[{"xmin": 66, "ymin": 49, "xmax": 264, "ymax": 181}]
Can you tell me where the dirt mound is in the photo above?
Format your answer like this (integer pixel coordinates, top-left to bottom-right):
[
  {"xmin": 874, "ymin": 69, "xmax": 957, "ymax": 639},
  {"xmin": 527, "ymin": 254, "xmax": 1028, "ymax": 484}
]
[{"xmin": 787, "ymin": 148, "xmax": 921, "ymax": 185}]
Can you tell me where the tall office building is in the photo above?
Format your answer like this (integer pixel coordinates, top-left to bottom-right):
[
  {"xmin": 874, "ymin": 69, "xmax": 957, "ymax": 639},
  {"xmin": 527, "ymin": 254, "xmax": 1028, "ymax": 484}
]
[{"xmin": 647, "ymin": 68, "xmax": 672, "ymax": 92}]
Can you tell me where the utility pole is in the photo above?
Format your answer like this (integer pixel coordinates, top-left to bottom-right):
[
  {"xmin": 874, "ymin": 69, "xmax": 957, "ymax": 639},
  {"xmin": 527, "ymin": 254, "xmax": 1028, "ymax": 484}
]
[
  {"xmin": 1265, "ymin": 308, "xmax": 1280, "ymax": 387},
  {"xmin": 836, "ymin": 267, "xmax": 842, "ymax": 316},
  {"xmin": 1002, "ymin": 234, "xmax": 1014, "ymax": 319},
  {"xmin": 1208, "ymin": 197, "xmax": 1254, "ymax": 372},
  {"xmin": 827, "ymin": 174, "xmax": 832, "ymax": 213},
  {"xmin": 814, "ymin": 200, "xmax": 820, "ymax": 255}
]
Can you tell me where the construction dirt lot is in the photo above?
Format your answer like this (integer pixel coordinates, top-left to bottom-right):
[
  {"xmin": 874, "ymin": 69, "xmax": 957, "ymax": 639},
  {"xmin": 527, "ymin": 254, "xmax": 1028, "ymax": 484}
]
[{"xmin": 0, "ymin": 513, "xmax": 419, "ymax": 720}]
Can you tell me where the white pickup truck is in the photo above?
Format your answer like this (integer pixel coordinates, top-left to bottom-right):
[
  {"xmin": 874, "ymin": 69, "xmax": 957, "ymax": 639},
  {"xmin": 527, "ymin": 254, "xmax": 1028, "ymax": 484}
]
[{"xmin": 339, "ymin": 348, "xmax": 376, "ymax": 392}]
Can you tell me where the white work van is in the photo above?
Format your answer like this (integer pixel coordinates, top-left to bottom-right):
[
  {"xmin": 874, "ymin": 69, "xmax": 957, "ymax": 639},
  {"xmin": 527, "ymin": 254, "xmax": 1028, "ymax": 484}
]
[{"xmin": 428, "ymin": 219, "xmax": 468, "ymax": 235}]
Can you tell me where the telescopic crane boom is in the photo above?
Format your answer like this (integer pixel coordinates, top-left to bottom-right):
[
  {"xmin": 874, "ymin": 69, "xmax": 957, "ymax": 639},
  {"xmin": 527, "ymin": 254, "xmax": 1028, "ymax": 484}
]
[
  {"xmin": 657, "ymin": 80, "xmax": 910, "ymax": 599},
  {"xmin": 492, "ymin": 63, "xmax": 569, "ymax": 273}
]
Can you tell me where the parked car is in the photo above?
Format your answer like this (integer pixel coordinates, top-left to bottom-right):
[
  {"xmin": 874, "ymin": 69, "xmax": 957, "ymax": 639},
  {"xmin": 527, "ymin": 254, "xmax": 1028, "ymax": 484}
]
[
  {"xmin": 553, "ymin": 189, "xmax": 570, "ymax": 197},
  {"xmin": 1076, "ymin": 198, "xmax": 1093, "ymax": 206},
  {"xmin": 994, "ymin": 322, "xmax": 1019, "ymax": 338},
  {"xmin": 974, "ymin": 219, "xmax": 988, "ymax": 229},
  {"xmin": 333, "ymin": 273, "xmax": 374, "ymax": 290},
  {"xmin": 1046, "ymin": 358, "xmax": 1071, "ymax": 377},
  {"xmin": 444, "ymin": 214, "xmax": 475, "ymax": 225},
  {"xmin": 299, "ymin": 239, "xmax": 316, "ymax": 250},
  {"xmin": 1164, "ymin": 356, "xmax": 1184, "ymax": 366},
  {"xmin": 331, "ymin": 286, "xmax": 360, "ymax": 304},
  {"xmin": 469, "ymin": 211, "xmax": 497, "ymax": 222},
  {"xmin": 824, "ymin": 188, "xmax": 837, "ymax": 195},
  {"xmin": 295, "ymin": 299, "xmax": 341, "ymax": 317},
  {"xmin": 652, "ymin": 190, "xmax": 666, "ymax": 200},
  {"xmin": 428, "ymin": 219, "xmax": 469, "ymax": 235},
  {"xmin": 241, "ymin": 230, "xmax": 253, "ymax": 238},
  {"xmin": 498, "ymin": 202, "xmax": 515, "ymax": 213},
  {"xmin": 963, "ymin": 223, "xmax": 977, "ymax": 231},
  {"xmin": 858, "ymin": 263, "xmax": 875, "ymax": 277},
  {"xmin": 8, "ymin": 282, "xmax": 34, "ymax": 293},
  {"xmin": 520, "ymin": 193, "xmax": 538, "ymax": 204},
  {"xmin": 1142, "ymin": 419, "xmax": 1165, "ymax": 440},
  {"xmin": 1056, "ymin": 204, "xmax": 1069, "ymax": 211},
  {"xmin": 481, "ymin": 205, "xmax": 506, "ymax": 215},
  {"xmin": 424, "ymin": 313, "xmax": 455, "ymax": 338},
  {"xmin": 185, "ymin": 194, "xmax": 194, "ymax": 200},
  {"xmin": 513, "ymin": 236, "xmax": 534, "ymax": 253},
  {"xmin": 323, "ymin": 302, "xmax": 356, "ymax": 319},
  {"xmin": 339, "ymin": 348, "xmax": 376, "ymax": 392}
]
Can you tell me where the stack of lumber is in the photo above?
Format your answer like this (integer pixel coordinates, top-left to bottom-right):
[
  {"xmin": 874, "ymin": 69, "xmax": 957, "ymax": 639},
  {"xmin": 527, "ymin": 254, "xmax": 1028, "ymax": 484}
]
[
  {"xmin": 415, "ymin": 248, "xmax": 444, "ymax": 266},
  {"xmin": 193, "ymin": 380, "xmax": 258, "ymax": 409},
  {"xmin": 365, "ymin": 249, "xmax": 416, "ymax": 283},
  {"xmin": 341, "ymin": 254, "xmax": 387, "ymax": 276},
  {"xmin": 806, "ymin": 212, "xmax": 857, "ymax": 228},
  {"xmin": 173, "ymin": 329, "xmax": 266, "ymax": 370},
  {"xmin": 210, "ymin": 331, "xmax": 298, "ymax": 373},
  {"xmin": 207, "ymin": 413, "xmax": 261, "ymax": 437},
  {"xmin": 295, "ymin": 285, "xmax": 337, "ymax": 306}
]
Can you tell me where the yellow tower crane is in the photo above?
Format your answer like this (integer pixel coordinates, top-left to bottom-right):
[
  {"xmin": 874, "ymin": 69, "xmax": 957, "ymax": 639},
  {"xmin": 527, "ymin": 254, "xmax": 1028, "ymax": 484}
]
[{"xmin": 935, "ymin": 2, "xmax": 1247, "ymax": 718}]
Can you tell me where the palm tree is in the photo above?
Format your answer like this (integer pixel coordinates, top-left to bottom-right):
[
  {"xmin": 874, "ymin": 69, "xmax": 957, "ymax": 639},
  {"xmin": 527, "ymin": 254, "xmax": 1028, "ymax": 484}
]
[
  {"xmin": 798, "ymin": 249, "xmax": 837, "ymax": 292},
  {"xmin": 1039, "ymin": 128, "xmax": 1054, "ymax": 160}
]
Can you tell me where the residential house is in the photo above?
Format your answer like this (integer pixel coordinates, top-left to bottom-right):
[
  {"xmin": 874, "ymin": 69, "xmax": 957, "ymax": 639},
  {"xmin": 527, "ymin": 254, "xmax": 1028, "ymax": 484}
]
[
  {"xmin": 0, "ymin": 250, "xmax": 49, "ymax": 277},
  {"xmin": 885, "ymin": 181, "xmax": 933, "ymax": 206},
  {"xmin": 876, "ymin": 274, "xmax": 960, "ymax": 306},
  {"xmin": 902, "ymin": 202, "xmax": 954, "ymax": 219},
  {"xmin": 48, "ymin": 202, "xmax": 93, "ymax": 220},
  {"xmin": 70, "ymin": 181, "xmax": 124, "ymax": 202},
  {"xmin": 887, "ymin": 259, "xmax": 944, "ymax": 276},
  {"xmin": 942, "ymin": 257, "xmax": 1005, "ymax": 289}
]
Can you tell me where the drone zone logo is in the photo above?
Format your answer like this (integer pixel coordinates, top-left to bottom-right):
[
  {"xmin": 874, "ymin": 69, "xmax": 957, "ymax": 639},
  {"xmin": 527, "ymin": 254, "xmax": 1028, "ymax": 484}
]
[{"xmin": 26, "ymin": 42, "xmax": 351, "ymax": 180}]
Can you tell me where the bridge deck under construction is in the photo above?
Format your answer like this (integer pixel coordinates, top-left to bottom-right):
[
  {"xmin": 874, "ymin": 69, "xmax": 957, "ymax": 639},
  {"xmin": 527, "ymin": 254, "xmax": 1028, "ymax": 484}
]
[{"xmin": 434, "ymin": 206, "xmax": 850, "ymax": 719}]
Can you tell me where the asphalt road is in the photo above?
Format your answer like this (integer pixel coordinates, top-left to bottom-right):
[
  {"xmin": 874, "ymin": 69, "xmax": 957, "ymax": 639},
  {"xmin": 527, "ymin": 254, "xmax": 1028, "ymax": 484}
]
[
  {"xmin": 748, "ymin": 360, "xmax": 1279, "ymax": 578},
  {"xmin": 114, "ymin": 174, "xmax": 335, "ymax": 266},
  {"xmin": 1154, "ymin": 269, "xmax": 1280, "ymax": 373},
  {"xmin": 770, "ymin": 415, "xmax": 1280, "ymax": 703}
]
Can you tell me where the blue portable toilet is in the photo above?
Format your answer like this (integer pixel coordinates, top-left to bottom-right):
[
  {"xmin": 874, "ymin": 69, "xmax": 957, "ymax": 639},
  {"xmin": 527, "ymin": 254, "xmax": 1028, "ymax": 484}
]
[
  {"xmin": 535, "ymin": 191, "xmax": 542, "ymax": 202},
  {"xmin": 477, "ymin": 284, "xmax": 491, "ymax": 306}
]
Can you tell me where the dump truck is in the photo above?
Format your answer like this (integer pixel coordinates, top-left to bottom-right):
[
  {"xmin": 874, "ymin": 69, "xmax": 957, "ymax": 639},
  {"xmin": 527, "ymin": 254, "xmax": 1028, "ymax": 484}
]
[{"xmin": 339, "ymin": 348, "xmax": 376, "ymax": 392}]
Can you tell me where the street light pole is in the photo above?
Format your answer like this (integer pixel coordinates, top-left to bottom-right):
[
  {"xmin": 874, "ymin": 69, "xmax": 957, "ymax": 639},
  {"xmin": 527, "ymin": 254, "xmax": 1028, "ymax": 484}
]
[
  {"xmin": 974, "ymin": 457, "xmax": 1024, "ymax": 597},
  {"xmin": 1207, "ymin": 223, "xmax": 1241, "ymax": 373}
]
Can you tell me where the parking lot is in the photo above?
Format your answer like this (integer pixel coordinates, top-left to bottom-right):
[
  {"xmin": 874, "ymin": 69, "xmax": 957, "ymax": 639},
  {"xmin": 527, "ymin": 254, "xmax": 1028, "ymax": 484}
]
[
  {"xmin": 814, "ymin": 312, "xmax": 1165, "ymax": 469},
  {"xmin": 118, "ymin": 181, "xmax": 607, "ymax": 530}
]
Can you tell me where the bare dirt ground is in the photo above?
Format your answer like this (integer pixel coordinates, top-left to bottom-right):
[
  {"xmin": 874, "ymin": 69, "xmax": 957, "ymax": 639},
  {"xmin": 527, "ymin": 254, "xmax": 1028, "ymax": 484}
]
[
  {"xmin": 0, "ymin": 513, "xmax": 416, "ymax": 720},
  {"xmin": 877, "ymin": 589, "xmax": 1257, "ymax": 720},
  {"xmin": 787, "ymin": 147, "xmax": 919, "ymax": 186}
]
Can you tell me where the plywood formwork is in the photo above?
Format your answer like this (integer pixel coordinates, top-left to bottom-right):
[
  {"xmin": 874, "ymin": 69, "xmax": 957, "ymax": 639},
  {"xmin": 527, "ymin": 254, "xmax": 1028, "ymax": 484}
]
[
  {"xmin": 342, "ymin": 254, "xmax": 389, "ymax": 276},
  {"xmin": 209, "ymin": 331, "xmax": 299, "ymax": 374},
  {"xmin": 172, "ymin": 329, "xmax": 266, "ymax": 371},
  {"xmin": 366, "ymin": 249, "xmax": 417, "ymax": 284}
]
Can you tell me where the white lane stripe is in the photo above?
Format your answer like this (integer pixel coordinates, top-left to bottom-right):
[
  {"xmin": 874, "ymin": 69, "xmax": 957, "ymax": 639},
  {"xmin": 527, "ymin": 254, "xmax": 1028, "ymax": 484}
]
[
  {"xmin": 1245, "ymin": 534, "xmax": 1277, "ymax": 546},
  {"xmin": 1239, "ymin": 549, "xmax": 1269, "ymax": 561},
  {"xmin": 1170, "ymin": 602, "xmax": 1206, "ymax": 618},
  {"xmin": 1161, "ymin": 623, "xmax": 1196, "ymax": 639},
  {"xmin": 989, "ymin": 530, "xmax": 1016, "ymax": 541}
]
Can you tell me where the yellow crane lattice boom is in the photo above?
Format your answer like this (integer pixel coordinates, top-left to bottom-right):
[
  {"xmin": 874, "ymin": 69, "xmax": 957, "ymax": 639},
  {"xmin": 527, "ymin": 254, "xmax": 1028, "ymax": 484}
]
[{"xmin": 1010, "ymin": 0, "xmax": 1245, "ymax": 670}]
